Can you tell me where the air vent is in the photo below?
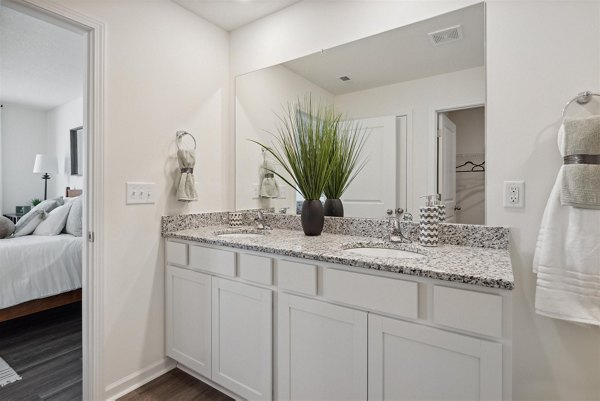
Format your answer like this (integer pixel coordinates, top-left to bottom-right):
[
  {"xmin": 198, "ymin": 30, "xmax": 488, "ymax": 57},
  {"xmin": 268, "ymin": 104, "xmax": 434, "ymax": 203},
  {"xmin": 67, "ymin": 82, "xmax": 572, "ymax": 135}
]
[
  {"xmin": 428, "ymin": 25, "xmax": 463, "ymax": 46},
  {"xmin": 338, "ymin": 76, "xmax": 351, "ymax": 82}
]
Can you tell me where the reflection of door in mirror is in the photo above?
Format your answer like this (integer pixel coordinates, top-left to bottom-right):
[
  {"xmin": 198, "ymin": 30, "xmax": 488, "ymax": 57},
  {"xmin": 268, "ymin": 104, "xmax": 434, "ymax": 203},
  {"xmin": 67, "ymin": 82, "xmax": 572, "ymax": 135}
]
[
  {"xmin": 69, "ymin": 126, "xmax": 83, "ymax": 176},
  {"xmin": 342, "ymin": 115, "xmax": 407, "ymax": 218},
  {"xmin": 437, "ymin": 107, "xmax": 485, "ymax": 224}
]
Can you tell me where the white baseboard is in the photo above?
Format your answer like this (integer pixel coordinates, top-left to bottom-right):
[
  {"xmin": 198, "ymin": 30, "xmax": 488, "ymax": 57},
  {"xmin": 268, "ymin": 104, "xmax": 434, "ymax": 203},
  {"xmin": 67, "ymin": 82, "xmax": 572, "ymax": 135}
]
[{"xmin": 104, "ymin": 358, "xmax": 176, "ymax": 401}]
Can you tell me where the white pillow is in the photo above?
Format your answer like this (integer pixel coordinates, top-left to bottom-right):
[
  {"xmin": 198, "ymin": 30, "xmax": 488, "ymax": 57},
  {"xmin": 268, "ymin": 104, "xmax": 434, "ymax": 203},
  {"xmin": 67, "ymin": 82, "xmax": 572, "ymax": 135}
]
[
  {"xmin": 33, "ymin": 203, "xmax": 72, "ymax": 236},
  {"xmin": 65, "ymin": 196, "xmax": 83, "ymax": 237},
  {"xmin": 13, "ymin": 197, "xmax": 64, "ymax": 237}
]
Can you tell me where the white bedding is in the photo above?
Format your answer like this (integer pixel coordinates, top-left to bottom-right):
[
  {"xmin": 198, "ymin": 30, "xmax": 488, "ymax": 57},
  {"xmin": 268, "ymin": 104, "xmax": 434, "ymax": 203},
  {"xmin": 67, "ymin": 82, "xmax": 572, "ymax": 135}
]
[{"xmin": 0, "ymin": 234, "xmax": 82, "ymax": 309}]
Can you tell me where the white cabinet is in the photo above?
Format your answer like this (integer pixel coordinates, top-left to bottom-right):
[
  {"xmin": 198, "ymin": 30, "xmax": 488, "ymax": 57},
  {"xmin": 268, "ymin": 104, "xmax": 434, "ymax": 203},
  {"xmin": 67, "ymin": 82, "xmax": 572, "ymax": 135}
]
[
  {"xmin": 278, "ymin": 293, "xmax": 367, "ymax": 401},
  {"xmin": 368, "ymin": 314, "xmax": 503, "ymax": 401},
  {"xmin": 165, "ymin": 265, "xmax": 212, "ymax": 377},
  {"xmin": 212, "ymin": 277, "xmax": 272, "ymax": 400}
]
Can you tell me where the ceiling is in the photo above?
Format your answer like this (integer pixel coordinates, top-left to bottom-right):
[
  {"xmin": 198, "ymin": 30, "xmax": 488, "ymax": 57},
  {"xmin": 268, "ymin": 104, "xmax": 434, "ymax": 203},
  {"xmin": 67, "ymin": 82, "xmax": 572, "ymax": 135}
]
[
  {"xmin": 283, "ymin": 3, "xmax": 484, "ymax": 95},
  {"xmin": 173, "ymin": 0, "xmax": 301, "ymax": 31},
  {"xmin": 0, "ymin": 6, "xmax": 84, "ymax": 110}
]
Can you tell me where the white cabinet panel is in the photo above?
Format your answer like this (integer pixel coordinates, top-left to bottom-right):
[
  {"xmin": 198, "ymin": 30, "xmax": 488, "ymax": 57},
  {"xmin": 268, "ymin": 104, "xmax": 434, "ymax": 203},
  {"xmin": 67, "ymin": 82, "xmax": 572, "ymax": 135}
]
[
  {"xmin": 369, "ymin": 314, "xmax": 502, "ymax": 401},
  {"xmin": 322, "ymin": 268, "xmax": 418, "ymax": 319},
  {"xmin": 166, "ymin": 241, "xmax": 188, "ymax": 266},
  {"xmin": 278, "ymin": 260, "xmax": 317, "ymax": 296},
  {"xmin": 165, "ymin": 265, "xmax": 211, "ymax": 377},
  {"xmin": 212, "ymin": 277, "xmax": 272, "ymax": 400},
  {"xmin": 433, "ymin": 285, "xmax": 503, "ymax": 337},
  {"xmin": 190, "ymin": 245, "xmax": 236, "ymax": 277},
  {"xmin": 278, "ymin": 293, "xmax": 367, "ymax": 401},
  {"xmin": 238, "ymin": 253, "xmax": 273, "ymax": 285}
]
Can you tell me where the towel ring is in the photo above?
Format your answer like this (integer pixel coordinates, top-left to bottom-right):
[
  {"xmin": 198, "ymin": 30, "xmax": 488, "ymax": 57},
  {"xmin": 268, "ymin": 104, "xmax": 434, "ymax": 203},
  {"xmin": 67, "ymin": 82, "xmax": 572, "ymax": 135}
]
[
  {"xmin": 176, "ymin": 130, "xmax": 197, "ymax": 150},
  {"xmin": 562, "ymin": 91, "xmax": 600, "ymax": 119}
]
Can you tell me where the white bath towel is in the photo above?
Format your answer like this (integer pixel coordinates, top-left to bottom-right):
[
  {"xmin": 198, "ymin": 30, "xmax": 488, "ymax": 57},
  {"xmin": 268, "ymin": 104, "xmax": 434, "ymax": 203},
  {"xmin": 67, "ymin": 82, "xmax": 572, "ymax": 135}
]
[{"xmin": 533, "ymin": 124, "xmax": 600, "ymax": 326}]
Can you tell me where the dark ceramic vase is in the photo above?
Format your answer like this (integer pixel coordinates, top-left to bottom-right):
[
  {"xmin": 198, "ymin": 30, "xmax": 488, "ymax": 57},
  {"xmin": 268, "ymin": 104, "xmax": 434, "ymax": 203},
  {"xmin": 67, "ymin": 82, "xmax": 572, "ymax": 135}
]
[
  {"xmin": 301, "ymin": 200, "xmax": 324, "ymax": 236},
  {"xmin": 324, "ymin": 198, "xmax": 344, "ymax": 217}
]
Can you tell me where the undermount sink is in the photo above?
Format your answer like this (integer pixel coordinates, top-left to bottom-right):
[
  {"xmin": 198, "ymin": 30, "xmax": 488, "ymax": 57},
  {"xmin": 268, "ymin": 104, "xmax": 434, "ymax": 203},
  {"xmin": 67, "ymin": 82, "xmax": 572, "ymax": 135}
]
[
  {"xmin": 215, "ymin": 229, "xmax": 267, "ymax": 239},
  {"xmin": 345, "ymin": 246, "xmax": 426, "ymax": 259}
]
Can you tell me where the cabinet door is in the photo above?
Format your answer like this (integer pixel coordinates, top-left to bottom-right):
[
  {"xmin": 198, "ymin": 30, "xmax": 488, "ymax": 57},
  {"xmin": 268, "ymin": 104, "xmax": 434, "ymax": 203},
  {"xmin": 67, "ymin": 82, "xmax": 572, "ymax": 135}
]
[
  {"xmin": 165, "ymin": 265, "xmax": 212, "ymax": 377},
  {"xmin": 369, "ymin": 314, "xmax": 502, "ymax": 401},
  {"xmin": 278, "ymin": 293, "xmax": 367, "ymax": 401},
  {"xmin": 212, "ymin": 277, "xmax": 272, "ymax": 400}
]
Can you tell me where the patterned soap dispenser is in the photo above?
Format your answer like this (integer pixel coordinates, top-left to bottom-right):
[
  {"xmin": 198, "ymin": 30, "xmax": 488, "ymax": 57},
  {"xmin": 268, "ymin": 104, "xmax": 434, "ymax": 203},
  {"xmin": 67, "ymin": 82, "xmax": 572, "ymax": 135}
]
[
  {"xmin": 419, "ymin": 195, "xmax": 440, "ymax": 247},
  {"xmin": 435, "ymin": 193, "xmax": 446, "ymax": 222}
]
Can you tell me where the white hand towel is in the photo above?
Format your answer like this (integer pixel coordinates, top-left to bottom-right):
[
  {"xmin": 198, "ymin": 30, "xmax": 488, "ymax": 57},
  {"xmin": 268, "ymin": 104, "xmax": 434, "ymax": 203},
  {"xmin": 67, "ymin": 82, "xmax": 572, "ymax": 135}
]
[
  {"xmin": 533, "ymin": 124, "xmax": 600, "ymax": 326},
  {"xmin": 176, "ymin": 149, "xmax": 198, "ymax": 202}
]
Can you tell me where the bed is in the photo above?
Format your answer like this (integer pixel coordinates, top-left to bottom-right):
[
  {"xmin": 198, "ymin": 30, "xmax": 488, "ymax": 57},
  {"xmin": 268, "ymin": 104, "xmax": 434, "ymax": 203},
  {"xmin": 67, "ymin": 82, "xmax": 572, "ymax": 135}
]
[{"xmin": 0, "ymin": 188, "xmax": 83, "ymax": 322}]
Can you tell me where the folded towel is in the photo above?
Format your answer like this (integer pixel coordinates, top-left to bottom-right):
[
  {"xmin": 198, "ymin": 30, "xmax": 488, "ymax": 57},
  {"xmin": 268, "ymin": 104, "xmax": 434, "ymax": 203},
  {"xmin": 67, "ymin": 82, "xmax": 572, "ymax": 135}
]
[
  {"xmin": 560, "ymin": 116, "xmax": 600, "ymax": 208},
  {"xmin": 533, "ymin": 124, "xmax": 600, "ymax": 326},
  {"xmin": 176, "ymin": 149, "xmax": 198, "ymax": 202}
]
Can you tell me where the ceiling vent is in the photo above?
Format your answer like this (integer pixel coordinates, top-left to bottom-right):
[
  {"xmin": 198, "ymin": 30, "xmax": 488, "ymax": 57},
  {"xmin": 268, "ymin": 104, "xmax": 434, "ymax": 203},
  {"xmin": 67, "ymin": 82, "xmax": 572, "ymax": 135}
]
[
  {"xmin": 428, "ymin": 25, "xmax": 463, "ymax": 46},
  {"xmin": 338, "ymin": 76, "xmax": 351, "ymax": 82}
]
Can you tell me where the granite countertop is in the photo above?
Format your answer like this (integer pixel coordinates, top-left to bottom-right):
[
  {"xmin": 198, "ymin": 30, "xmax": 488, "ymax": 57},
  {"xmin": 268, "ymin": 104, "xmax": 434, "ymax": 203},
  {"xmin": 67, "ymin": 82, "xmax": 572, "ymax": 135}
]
[{"xmin": 165, "ymin": 225, "xmax": 514, "ymax": 290}]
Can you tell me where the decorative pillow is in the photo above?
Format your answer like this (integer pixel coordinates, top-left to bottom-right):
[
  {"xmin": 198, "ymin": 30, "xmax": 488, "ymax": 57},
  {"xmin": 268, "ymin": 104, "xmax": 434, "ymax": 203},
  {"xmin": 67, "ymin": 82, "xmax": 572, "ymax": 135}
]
[
  {"xmin": 33, "ymin": 203, "xmax": 72, "ymax": 236},
  {"xmin": 65, "ymin": 196, "xmax": 83, "ymax": 237},
  {"xmin": 13, "ymin": 197, "xmax": 65, "ymax": 237},
  {"xmin": 0, "ymin": 216, "xmax": 15, "ymax": 239}
]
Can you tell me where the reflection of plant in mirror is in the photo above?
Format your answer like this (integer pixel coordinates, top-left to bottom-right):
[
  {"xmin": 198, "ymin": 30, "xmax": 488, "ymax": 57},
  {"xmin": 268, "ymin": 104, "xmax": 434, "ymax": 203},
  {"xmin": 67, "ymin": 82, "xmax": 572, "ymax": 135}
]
[
  {"xmin": 324, "ymin": 119, "xmax": 368, "ymax": 200},
  {"xmin": 250, "ymin": 95, "xmax": 336, "ymax": 201}
]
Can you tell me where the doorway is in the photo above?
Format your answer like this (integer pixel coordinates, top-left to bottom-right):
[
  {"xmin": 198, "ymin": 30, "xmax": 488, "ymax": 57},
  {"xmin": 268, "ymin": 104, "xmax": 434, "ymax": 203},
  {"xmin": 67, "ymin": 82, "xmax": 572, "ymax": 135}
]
[
  {"xmin": 0, "ymin": 0, "xmax": 104, "ymax": 399},
  {"xmin": 437, "ymin": 106, "xmax": 485, "ymax": 224}
]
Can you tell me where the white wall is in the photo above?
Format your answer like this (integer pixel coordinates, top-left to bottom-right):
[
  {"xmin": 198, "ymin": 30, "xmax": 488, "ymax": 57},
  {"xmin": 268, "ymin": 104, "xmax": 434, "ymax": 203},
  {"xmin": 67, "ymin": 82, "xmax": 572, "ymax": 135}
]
[
  {"xmin": 335, "ymin": 67, "xmax": 485, "ymax": 212},
  {"xmin": 486, "ymin": 2, "xmax": 600, "ymax": 400},
  {"xmin": 0, "ymin": 103, "xmax": 48, "ymax": 214},
  {"xmin": 230, "ymin": 1, "xmax": 600, "ymax": 400},
  {"xmin": 236, "ymin": 64, "xmax": 334, "ymax": 212},
  {"xmin": 447, "ymin": 107, "xmax": 485, "ymax": 225},
  {"xmin": 52, "ymin": 0, "xmax": 230, "ymax": 396},
  {"xmin": 47, "ymin": 97, "xmax": 84, "ymax": 197}
]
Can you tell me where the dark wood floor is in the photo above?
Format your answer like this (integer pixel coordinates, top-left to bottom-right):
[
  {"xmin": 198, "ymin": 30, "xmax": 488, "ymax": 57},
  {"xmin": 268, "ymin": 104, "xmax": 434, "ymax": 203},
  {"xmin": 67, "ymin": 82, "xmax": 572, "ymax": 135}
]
[
  {"xmin": 0, "ymin": 302, "xmax": 82, "ymax": 401},
  {"xmin": 118, "ymin": 369, "xmax": 233, "ymax": 401}
]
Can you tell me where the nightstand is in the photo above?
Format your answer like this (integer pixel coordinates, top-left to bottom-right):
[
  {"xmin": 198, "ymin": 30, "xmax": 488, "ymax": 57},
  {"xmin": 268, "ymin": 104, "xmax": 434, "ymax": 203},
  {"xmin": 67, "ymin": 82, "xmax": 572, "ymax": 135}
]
[{"xmin": 3, "ymin": 214, "xmax": 23, "ymax": 224}]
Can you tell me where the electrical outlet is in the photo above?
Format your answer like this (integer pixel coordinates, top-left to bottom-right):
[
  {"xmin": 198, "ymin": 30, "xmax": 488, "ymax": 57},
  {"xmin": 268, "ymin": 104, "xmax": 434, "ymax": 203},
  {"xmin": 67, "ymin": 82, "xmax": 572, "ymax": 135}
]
[
  {"xmin": 503, "ymin": 181, "xmax": 525, "ymax": 208},
  {"xmin": 126, "ymin": 182, "xmax": 155, "ymax": 204}
]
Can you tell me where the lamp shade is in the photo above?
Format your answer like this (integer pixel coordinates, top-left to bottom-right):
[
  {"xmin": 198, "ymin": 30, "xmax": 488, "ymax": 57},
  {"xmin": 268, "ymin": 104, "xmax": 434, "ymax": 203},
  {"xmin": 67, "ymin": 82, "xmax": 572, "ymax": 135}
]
[{"xmin": 33, "ymin": 154, "xmax": 58, "ymax": 174}]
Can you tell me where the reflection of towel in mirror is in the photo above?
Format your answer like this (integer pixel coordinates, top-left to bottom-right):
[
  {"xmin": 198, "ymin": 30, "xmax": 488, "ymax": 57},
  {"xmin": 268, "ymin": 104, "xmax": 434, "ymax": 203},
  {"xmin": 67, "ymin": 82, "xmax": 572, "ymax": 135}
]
[
  {"xmin": 533, "ymin": 123, "xmax": 600, "ymax": 326},
  {"xmin": 561, "ymin": 116, "xmax": 600, "ymax": 208},
  {"xmin": 177, "ymin": 149, "xmax": 198, "ymax": 201}
]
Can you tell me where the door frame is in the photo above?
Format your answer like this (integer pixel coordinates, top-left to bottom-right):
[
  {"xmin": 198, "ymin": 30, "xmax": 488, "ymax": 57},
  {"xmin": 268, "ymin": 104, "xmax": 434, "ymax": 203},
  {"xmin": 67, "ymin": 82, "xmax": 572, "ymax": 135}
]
[
  {"xmin": 4, "ymin": 1, "xmax": 106, "ymax": 399},
  {"xmin": 428, "ymin": 102, "xmax": 485, "ymax": 218}
]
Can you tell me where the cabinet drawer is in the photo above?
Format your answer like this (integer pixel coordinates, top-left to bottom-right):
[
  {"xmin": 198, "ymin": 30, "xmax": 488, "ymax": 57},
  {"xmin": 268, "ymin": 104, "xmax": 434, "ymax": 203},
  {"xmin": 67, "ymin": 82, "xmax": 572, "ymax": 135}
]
[
  {"xmin": 238, "ymin": 253, "xmax": 273, "ymax": 285},
  {"xmin": 322, "ymin": 269, "xmax": 418, "ymax": 319},
  {"xmin": 166, "ymin": 241, "xmax": 188, "ymax": 266},
  {"xmin": 433, "ymin": 285, "xmax": 502, "ymax": 337},
  {"xmin": 278, "ymin": 260, "xmax": 317, "ymax": 296},
  {"xmin": 189, "ymin": 245, "xmax": 236, "ymax": 277}
]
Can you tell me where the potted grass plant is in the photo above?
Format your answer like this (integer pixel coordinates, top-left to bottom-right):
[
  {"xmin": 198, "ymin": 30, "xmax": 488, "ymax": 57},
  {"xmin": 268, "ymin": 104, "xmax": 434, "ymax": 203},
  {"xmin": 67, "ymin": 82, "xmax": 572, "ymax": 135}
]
[
  {"xmin": 252, "ymin": 96, "xmax": 336, "ymax": 236},
  {"xmin": 324, "ymin": 120, "xmax": 367, "ymax": 217}
]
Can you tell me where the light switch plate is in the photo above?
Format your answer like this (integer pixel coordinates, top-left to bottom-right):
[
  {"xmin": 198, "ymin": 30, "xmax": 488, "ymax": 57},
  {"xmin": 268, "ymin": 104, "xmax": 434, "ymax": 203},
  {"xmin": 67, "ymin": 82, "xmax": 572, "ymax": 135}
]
[{"xmin": 126, "ymin": 182, "xmax": 155, "ymax": 204}]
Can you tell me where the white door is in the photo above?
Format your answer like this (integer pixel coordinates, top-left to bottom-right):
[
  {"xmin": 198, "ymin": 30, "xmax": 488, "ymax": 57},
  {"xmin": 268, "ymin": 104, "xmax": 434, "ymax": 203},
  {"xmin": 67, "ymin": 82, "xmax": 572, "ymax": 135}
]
[
  {"xmin": 212, "ymin": 277, "xmax": 272, "ymax": 400},
  {"xmin": 165, "ymin": 265, "xmax": 212, "ymax": 378},
  {"xmin": 278, "ymin": 293, "xmax": 367, "ymax": 401},
  {"xmin": 438, "ymin": 113, "xmax": 457, "ymax": 222},
  {"xmin": 369, "ymin": 314, "xmax": 502, "ymax": 401},
  {"xmin": 342, "ymin": 115, "xmax": 397, "ymax": 218}
]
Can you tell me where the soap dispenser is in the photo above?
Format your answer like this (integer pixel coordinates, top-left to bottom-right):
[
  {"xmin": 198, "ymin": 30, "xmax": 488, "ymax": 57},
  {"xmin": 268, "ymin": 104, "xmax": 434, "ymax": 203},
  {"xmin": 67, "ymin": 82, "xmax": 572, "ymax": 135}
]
[
  {"xmin": 419, "ymin": 195, "xmax": 440, "ymax": 247},
  {"xmin": 435, "ymin": 193, "xmax": 446, "ymax": 222}
]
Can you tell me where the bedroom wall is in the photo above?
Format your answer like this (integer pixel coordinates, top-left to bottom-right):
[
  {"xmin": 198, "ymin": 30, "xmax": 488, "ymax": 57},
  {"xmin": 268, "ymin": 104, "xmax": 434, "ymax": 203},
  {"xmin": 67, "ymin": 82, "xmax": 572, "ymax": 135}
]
[
  {"xmin": 46, "ymin": 97, "xmax": 84, "ymax": 197},
  {"xmin": 0, "ymin": 103, "xmax": 48, "ymax": 214},
  {"xmin": 230, "ymin": 1, "xmax": 600, "ymax": 400}
]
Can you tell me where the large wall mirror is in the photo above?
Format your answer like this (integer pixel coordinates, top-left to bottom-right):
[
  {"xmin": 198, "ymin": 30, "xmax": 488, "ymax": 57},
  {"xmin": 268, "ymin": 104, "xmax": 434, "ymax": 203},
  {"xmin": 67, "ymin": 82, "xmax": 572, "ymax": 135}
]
[{"xmin": 235, "ymin": 3, "xmax": 485, "ymax": 224}]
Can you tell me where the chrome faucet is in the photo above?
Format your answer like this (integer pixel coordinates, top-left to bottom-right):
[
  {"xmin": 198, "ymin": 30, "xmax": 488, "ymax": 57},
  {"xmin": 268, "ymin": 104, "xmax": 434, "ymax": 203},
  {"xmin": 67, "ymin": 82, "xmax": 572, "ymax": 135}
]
[
  {"xmin": 388, "ymin": 208, "xmax": 413, "ymax": 243},
  {"xmin": 255, "ymin": 211, "xmax": 271, "ymax": 230}
]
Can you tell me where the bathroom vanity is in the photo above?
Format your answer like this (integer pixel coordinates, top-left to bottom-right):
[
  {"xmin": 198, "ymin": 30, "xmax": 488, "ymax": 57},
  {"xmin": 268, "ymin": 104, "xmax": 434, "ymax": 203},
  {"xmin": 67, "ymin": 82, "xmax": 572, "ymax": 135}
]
[{"xmin": 162, "ymin": 213, "xmax": 513, "ymax": 401}]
